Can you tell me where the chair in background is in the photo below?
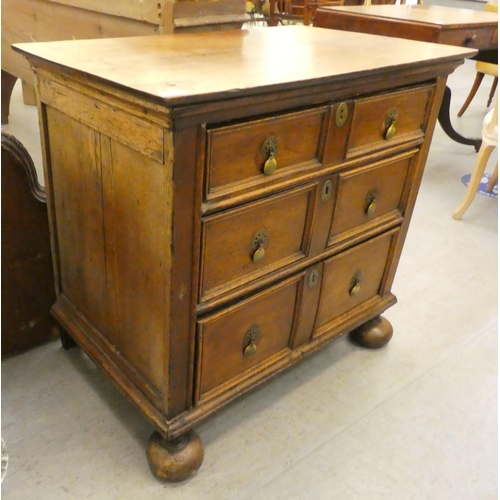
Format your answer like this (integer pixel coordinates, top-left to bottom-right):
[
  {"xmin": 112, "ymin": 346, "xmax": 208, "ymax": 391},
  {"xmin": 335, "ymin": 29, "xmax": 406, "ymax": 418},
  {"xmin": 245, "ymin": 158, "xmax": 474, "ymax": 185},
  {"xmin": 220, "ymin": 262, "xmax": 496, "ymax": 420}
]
[
  {"xmin": 267, "ymin": 0, "xmax": 405, "ymax": 26},
  {"xmin": 457, "ymin": 1, "xmax": 498, "ymax": 117},
  {"xmin": 268, "ymin": 0, "xmax": 344, "ymax": 26},
  {"xmin": 1, "ymin": 131, "xmax": 57, "ymax": 357},
  {"xmin": 452, "ymin": 93, "xmax": 498, "ymax": 219}
]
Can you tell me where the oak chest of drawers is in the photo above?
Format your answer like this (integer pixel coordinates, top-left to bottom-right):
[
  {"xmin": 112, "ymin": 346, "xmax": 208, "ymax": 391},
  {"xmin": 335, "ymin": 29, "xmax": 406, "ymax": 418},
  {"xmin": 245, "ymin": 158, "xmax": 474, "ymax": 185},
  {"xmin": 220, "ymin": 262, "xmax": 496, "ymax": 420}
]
[{"xmin": 15, "ymin": 26, "xmax": 474, "ymax": 481}]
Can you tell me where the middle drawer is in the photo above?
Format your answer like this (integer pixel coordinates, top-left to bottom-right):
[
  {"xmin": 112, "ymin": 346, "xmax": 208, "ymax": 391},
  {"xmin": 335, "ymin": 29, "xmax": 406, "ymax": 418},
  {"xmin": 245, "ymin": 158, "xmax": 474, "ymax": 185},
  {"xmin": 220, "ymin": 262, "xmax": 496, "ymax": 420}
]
[{"xmin": 200, "ymin": 183, "xmax": 317, "ymax": 303}]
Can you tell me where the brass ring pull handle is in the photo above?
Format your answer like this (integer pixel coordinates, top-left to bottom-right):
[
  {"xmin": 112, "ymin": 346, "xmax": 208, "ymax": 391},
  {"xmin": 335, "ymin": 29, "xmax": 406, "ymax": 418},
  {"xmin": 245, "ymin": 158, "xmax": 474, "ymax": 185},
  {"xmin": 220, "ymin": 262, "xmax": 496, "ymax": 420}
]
[
  {"xmin": 465, "ymin": 34, "xmax": 477, "ymax": 45},
  {"xmin": 261, "ymin": 135, "xmax": 279, "ymax": 176},
  {"xmin": 251, "ymin": 229, "xmax": 268, "ymax": 263},
  {"xmin": 384, "ymin": 108, "xmax": 398, "ymax": 141},
  {"xmin": 349, "ymin": 270, "xmax": 362, "ymax": 296},
  {"xmin": 264, "ymin": 155, "xmax": 278, "ymax": 176},
  {"xmin": 243, "ymin": 326, "xmax": 260, "ymax": 357},
  {"xmin": 253, "ymin": 246, "xmax": 266, "ymax": 263},
  {"xmin": 365, "ymin": 188, "xmax": 378, "ymax": 216}
]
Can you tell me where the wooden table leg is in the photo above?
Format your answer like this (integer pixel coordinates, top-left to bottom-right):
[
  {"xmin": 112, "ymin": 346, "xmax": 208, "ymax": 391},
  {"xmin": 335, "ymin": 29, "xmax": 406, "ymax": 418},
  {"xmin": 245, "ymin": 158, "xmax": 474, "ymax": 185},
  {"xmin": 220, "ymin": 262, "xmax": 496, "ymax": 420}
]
[
  {"xmin": 438, "ymin": 86, "xmax": 482, "ymax": 152},
  {"xmin": 2, "ymin": 71, "xmax": 18, "ymax": 125}
]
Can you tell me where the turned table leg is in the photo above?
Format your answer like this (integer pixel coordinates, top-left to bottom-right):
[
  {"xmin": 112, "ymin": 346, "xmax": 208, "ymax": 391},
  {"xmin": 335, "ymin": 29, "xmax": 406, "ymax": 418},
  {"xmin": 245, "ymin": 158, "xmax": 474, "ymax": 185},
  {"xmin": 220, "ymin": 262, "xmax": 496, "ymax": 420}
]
[
  {"xmin": 146, "ymin": 429, "xmax": 204, "ymax": 482},
  {"xmin": 349, "ymin": 315, "xmax": 393, "ymax": 349},
  {"xmin": 1, "ymin": 71, "xmax": 18, "ymax": 125},
  {"xmin": 438, "ymin": 86, "xmax": 482, "ymax": 152}
]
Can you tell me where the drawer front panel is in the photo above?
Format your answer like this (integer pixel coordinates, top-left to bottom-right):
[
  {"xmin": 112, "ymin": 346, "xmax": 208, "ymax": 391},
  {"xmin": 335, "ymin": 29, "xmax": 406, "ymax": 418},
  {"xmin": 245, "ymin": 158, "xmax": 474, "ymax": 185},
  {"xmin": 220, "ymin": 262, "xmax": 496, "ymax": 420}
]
[
  {"xmin": 206, "ymin": 107, "xmax": 327, "ymax": 197},
  {"xmin": 347, "ymin": 85, "xmax": 433, "ymax": 157},
  {"xmin": 200, "ymin": 184, "xmax": 315, "ymax": 301},
  {"xmin": 316, "ymin": 231, "xmax": 396, "ymax": 332},
  {"xmin": 197, "ymin": 275, "xmax": 300, "ymax": 399},
  {"xmin": 329, "ymin": 152, "xmax": 414, "ymax": 242},
  {"xmin": 438, "ymin": 27, "xmax": 497, "ymax": 50}
]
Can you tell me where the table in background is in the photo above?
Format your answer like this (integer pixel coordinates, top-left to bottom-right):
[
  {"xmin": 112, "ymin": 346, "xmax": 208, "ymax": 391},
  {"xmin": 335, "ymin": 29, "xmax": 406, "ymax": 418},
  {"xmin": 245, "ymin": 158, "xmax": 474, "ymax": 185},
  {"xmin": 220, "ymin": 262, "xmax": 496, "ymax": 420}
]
[
  {"xmin": 1, "ymin": 0, "xmax": 248, "ymax": 124},
  {"xmin": 315, "ymin": 5, "xmax": 498, "ymax": 150}
]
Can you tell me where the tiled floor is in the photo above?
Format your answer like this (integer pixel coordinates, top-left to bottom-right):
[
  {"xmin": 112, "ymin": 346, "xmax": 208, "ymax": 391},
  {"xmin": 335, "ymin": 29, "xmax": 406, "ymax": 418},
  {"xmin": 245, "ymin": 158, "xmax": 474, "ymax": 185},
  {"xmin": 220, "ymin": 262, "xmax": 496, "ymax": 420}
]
[{"xmin": 2, "ymin": 21, "xmax": 498, "ymax": 500}]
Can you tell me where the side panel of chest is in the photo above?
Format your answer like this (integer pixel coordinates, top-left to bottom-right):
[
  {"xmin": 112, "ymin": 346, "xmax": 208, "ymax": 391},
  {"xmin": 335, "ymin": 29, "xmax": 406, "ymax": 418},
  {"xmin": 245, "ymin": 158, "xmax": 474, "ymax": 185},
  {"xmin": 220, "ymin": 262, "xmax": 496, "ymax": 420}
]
[{"xmin": 41, "ymin": 88, "xmax": 173, "ymax": 406}]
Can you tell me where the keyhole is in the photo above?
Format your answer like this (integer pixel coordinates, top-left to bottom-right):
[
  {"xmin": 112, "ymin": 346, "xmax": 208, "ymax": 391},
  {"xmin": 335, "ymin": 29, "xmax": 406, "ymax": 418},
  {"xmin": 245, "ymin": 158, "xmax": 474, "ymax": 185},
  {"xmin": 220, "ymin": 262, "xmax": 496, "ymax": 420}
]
[
  {"xmin": 322, "ymin": 180, "xmax": 333, "ymax": 202},
  {"xmin": 308, "ymin": 269, "xmax": 320, "ymax": 288}
]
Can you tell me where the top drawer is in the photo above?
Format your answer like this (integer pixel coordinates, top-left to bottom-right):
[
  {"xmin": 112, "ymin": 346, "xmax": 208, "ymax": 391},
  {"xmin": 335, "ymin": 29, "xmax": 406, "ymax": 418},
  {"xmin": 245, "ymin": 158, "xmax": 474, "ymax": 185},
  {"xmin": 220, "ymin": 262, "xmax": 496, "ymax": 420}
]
[
  {"xmin": 206, "ymin": 107, "xmax": 327, "ymax": 199},
  {"xmin": 346, "ymin": 84, "xmax": 434, "ymax": 158}
]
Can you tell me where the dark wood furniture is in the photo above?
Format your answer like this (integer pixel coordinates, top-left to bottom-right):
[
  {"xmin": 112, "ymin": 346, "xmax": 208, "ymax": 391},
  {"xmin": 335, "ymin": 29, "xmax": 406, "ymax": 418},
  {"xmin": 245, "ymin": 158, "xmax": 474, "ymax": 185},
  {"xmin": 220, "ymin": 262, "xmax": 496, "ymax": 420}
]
[
  {"xmin": 14, "ymin": 27, "xmax": 473, "ymax": 481},
  {"xmin": 314, "ymin": 4, "xmax": 498, "ymax": 151},
  {"xmin": 457, "ymin": 1, "xmax": 498, "ymax": 118},
  {"xmin": 1, "ymin": 132, "xmax": 57, "ymax": 357},
  {"xmin": 268, "ymin": 0, "xmax": 343, "ymax": 26}
]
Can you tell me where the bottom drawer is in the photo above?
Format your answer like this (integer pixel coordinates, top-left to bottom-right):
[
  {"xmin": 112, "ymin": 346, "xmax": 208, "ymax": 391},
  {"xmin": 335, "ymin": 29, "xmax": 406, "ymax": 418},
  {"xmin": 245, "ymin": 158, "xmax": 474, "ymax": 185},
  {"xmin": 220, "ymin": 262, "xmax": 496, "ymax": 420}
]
[
  {"xmin": 196, "ymin": 274, "xmax": 302, "ymax": 401},
  {"xmin": 315, "ymin": 230, "xmax": 397, "ymax": 335}
]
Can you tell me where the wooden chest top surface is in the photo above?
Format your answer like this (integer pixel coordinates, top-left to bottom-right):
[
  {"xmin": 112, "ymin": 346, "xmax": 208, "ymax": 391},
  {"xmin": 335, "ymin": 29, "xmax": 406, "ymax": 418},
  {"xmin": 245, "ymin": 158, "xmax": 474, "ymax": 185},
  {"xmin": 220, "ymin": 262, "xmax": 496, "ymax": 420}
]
[{"xmin": 14, "ymin": 26, "xmax": 475, "ymax": 105}]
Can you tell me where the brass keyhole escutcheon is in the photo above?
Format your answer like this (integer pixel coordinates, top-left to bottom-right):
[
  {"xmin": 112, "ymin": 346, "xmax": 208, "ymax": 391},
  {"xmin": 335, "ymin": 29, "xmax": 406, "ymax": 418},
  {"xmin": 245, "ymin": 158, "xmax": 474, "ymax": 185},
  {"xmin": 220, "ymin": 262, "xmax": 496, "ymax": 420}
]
[
  {"xmin": 336, "ymin": 102, "xmax": 348, "ymax": 128},
  {"xmin": 384, "ymin": 108, "xmax": 398, "ymax": 141},
  {"xmin": 349, "ymin": 270, "xmax": 362, "ymax": 296},
  {"xmin": 243, "ymin": 326, "xmax": 260, "ymax": 357},
  {"xmin": 251, "ymin": 229, "xmax": 268, "ymax": 263},
  {"xmin": 261, "ymin": 135, "xmax": 279, "ymax": 176},
  {"xmin": 308, "ymin": 268, "xmax": 320, "ymax": 289},
  {"xmin": 321, "ymin": 180, "xmax": 333, "ymax": 202},
  {"xmin": 365, "ymin": 188, "xmax": 378, "ymax": 216}
]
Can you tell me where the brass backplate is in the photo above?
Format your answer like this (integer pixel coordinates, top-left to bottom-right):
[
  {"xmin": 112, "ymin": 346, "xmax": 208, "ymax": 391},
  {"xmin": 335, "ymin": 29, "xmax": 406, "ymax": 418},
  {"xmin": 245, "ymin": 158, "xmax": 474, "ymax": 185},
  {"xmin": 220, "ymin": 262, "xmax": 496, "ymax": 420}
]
[
  {"xmin": 251, "ymin": 229, "xmax": 268, "ymax": 250},
  {"xmin": 366, "ymin": 188, "xmax": 378, "ymax": 206},
  {"xmin": 366, "ymin": 188, "xmax": 378, "ymax": 215},
  {"xmin": 349, "ymin": 270, "xmax": 362, "ymax": 296},
  {"xmin": 243, "ymin": 325, "xmax": 260, "ymax": 355},
  {"xmin": 261, "ymin": 135, "xmax": 279, "ymax": 158},
  {"xmin": 385, "ymin": 108, "xmax": 398, "ymax": 127}
]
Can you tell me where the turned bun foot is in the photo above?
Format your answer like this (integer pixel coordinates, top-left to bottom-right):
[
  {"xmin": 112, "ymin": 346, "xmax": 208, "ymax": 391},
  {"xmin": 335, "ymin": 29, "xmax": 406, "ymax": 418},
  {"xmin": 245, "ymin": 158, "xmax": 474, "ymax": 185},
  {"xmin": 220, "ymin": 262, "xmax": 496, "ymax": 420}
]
[
  {"xmin": 146, "ymin": 430, "xmax": 204, "ymax": 482},
  {"xmin": 349, "ymin": 316, "xmax": 393, "ymax": 349}
]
